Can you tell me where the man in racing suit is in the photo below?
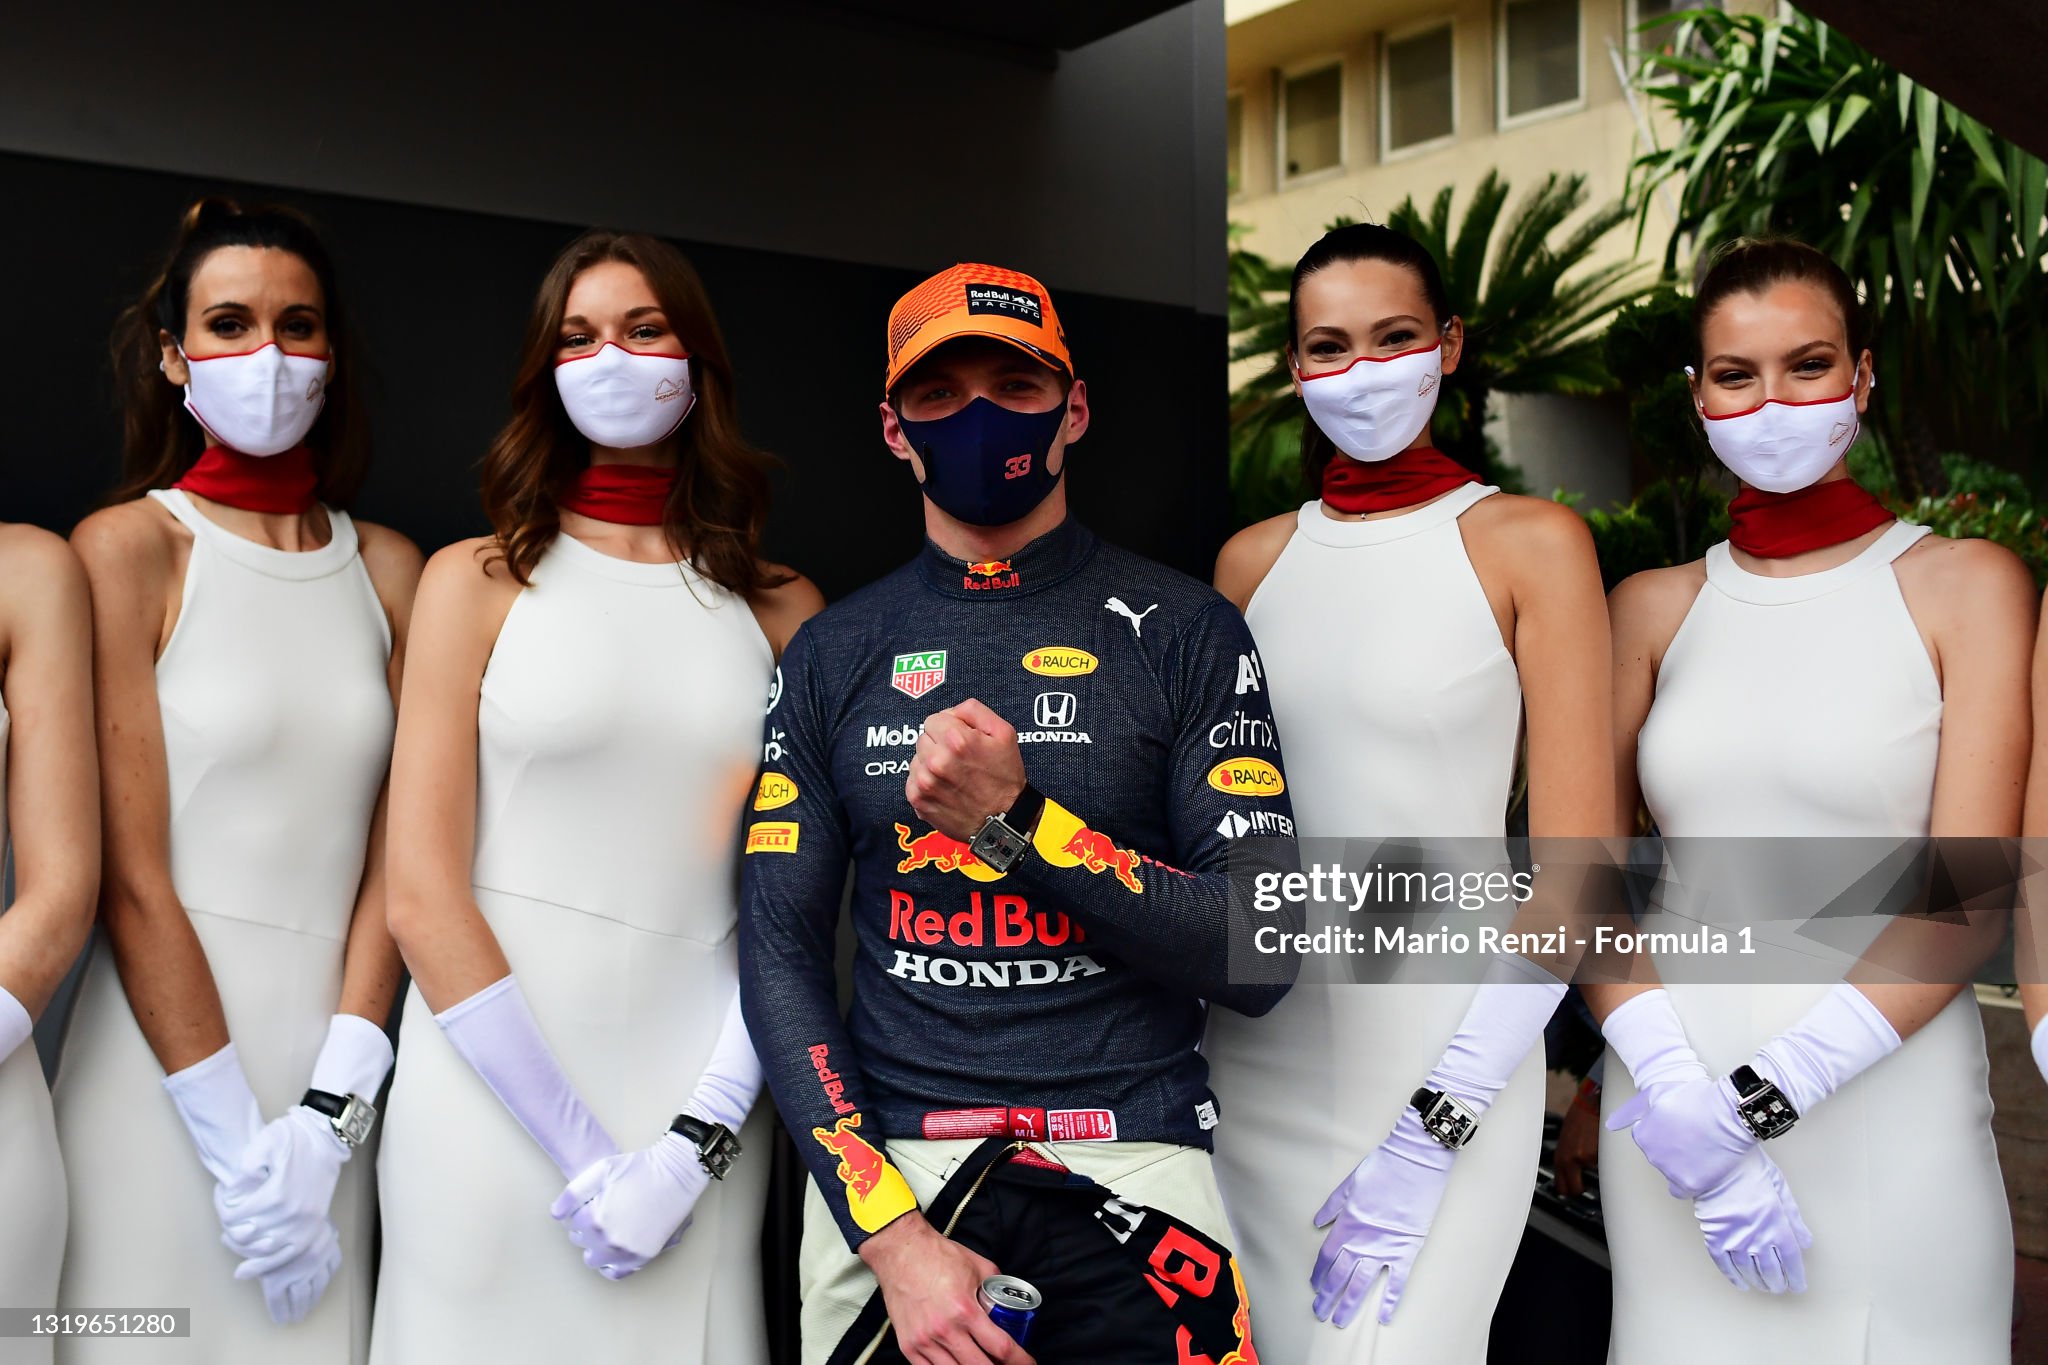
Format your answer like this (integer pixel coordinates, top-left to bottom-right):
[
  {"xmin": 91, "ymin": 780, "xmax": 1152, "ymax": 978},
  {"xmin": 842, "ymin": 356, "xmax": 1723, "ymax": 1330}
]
[{"xmin": 739, "ymin": 263, "xmax": 1295, "ymax": 1365}]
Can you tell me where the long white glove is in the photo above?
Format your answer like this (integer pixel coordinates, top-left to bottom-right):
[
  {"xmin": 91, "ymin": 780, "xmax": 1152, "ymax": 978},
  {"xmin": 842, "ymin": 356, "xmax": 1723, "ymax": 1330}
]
[
  {"xmin": 1309, "ymin": 953, "xmax": 1566, "ymax": 1326},
  {"xmin": 550, "ymin": 991, "xmax": 764, "ymax": 1278},
  {"xmin": 436, "ymin": 974, "xmax": 618, "ymax": 1180},
  {"xmin": 219, "ymin": 1014, "xmax": 394, "ymax": 1261},
  {"xmin": 0, "ymin": 985, "xmax": 32, "ymax": 1068},
  {"xmin": 1750, "ymin": 981, "xmax": 1900, "ymax": 1115},
  {"xmin": 1691, "ymin": 1146, "xmax": 1811, "ymax": 1294},
  {"xmin": 2033, "ymin": 1016, "xmax": 2048, "ymax": 1087},
  {"xmin": 1606, "ymin": 984, "xmax": 1898, "ymax": 1199},
  {"xmin": 233, "ymin": 1216, "xmax": 343, "ymax": 1324},
  {"xmin": 162, "ymin": 1041, "xmax": 264, "ymax": 1185}
]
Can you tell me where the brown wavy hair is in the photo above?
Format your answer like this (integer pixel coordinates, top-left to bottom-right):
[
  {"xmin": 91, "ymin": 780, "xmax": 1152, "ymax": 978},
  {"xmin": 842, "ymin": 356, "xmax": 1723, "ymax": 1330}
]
[
  {"xmin": 104, "ymin": 196, "xmax": 367, "ymax": 508},
  {"xmin": 480, "ymin": 230, "xmax": 781, "ymax": 596}
]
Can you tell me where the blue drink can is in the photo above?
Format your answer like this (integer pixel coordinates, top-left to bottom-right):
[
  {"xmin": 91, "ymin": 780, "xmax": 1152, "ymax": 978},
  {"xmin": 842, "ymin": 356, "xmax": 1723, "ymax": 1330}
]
[{"xmin": 978, "ymin": 1274, "xmax": 1041, "ymax": 1345}]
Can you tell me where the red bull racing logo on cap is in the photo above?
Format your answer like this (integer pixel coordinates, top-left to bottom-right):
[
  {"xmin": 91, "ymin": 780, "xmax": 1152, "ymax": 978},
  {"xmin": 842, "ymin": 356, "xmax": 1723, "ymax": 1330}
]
[{"xmin": 891, "ymin": 649, "xmax": 947, "ymax": 699}]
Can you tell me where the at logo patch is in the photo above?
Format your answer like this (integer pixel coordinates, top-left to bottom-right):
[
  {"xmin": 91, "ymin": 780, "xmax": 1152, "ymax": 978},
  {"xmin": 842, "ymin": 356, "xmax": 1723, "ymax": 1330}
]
[
  {"xmin": 1022, "ymin": 647, "xmax": 1098, "ymax": 677},
  {"xmin": 744, "ymin": 821, "xmax": 800, "ymax": 854},
  {"xmin": 753, "ymin": 772, "xmax": 799, "ymax": 811},
  {"xmin": 965, "ymin": 283, "xmax": 1043, "ymax": 324},
  {"xmin": 891, "ymin": 650, "xmax": 948, "ymax": 699},
  {"xmin": 1207, "ymin": 757, "xmax": 1285, "ymax": 797}
]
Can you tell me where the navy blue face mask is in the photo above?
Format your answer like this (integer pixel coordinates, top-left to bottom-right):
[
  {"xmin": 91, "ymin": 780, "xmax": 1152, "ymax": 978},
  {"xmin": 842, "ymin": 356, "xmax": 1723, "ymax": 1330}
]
[{"xmin": 895, "ymin": 394, "xmax": 1069, "ymax": 527}]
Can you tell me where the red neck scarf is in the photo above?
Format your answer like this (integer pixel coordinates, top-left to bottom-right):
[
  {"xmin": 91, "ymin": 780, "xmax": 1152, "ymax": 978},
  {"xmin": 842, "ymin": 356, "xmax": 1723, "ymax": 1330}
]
[
  {"xmin": 558, "ymin": 464, "xmax": 675, "ymax": 525},
  {"xmin": 1320, "ymin": 446, "xmax": 1481, "ymax": 515},
  {"xmin": 172, "ymin": 445, "xmax": 318, "ymax": 514},
  {"xmin": 1728, "ymin": 479, "xmax": 1893, "ymax": 558}
]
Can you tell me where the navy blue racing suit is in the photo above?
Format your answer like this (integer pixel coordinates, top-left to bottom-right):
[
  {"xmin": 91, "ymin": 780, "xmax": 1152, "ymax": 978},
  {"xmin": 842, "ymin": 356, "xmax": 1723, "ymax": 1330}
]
[{"xmin": 738, "ymin": 516, "xmax": 1296, "ymax": 1252}]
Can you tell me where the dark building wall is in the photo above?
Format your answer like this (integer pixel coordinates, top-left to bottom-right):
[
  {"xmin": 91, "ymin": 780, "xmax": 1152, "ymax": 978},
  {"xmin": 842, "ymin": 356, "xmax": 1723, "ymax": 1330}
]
[{"xmin": 0, "ymin": 3, "xmax": 1229, "ymax": 593}]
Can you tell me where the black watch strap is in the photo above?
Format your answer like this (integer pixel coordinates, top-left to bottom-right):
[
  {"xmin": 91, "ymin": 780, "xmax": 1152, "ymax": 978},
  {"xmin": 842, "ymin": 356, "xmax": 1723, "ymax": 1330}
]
[
  {"xmin": 301, "ymin": 1088, "xmax": 349, "ymax": 1121},
  {"xmin": 1003, "ymin": 783, "xmax": 1046, "ymax": 840},
  {"xmin": 301, "ymin": 1087, "xmax": 376, "ymax": 1147},
  {"xmin": 669, "ymin": 1113, "xmax": 742, "ymax": 1179},
  {"xmin": 1728, "ymin": 1064, "xmax": 1799, "ymax": 1140}
]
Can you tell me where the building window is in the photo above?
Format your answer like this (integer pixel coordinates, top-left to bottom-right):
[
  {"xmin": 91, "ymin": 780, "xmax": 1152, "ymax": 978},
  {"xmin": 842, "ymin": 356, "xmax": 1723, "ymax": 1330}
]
[
  {"xmin": 1382, "ymin": 21, "xmax": 1456, "ymax": 156},
  {"xmin": 1279, "ymin": 60, "xmax": 1343, "ymax": 181},
  {"xmin": 1629, "ymin": 0, "xmax": 1721, "ymax": 68},
  {"xmin": 1500, "ymin": 0, "xmax": 1581, "ymax": 124},
  {"xmin": 1227, "ymin": 91, "xmax": 1245, "ymax": 197}
]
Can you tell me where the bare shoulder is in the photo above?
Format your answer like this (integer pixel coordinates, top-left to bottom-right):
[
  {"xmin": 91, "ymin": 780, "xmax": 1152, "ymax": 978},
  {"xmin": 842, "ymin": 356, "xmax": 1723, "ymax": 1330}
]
[
  {"xmin": 1894, "ymin": 532, "xmax": 2037, "ymax": 628},
  {"xmin": 0, "ymin": 523, "xmax": 90, "ymax": 646},
  {"xmin": 68, "ymin": 498, "xmax": 179, "ymax": 585},
  {"xmin": 416, "ymin": 535, "xmax": 525, "ymax": 609},
  {"xmin": 351, "ymin": 519, "xmax": 426, "ymax": 587},
  {"xmin": 0, "ymin": 521, "xmax": 86, "ymax": 586},
  {"xmin": 1609, "ymin": 560, "xmax": 1708, "ymax": 649},
  {"xmin": 1463, "ymin": 491, "xmax": 1599, "ymax": 572},
  {"xmin": 751, "ymin": 563, "xmax": 826, "ymax": 658},
  {"xmin": 1465, "ymin": 490, "xmax": 1595, "ymax": 546},
  {"xmin": 1213, "ymin": 512, "xmax": 1297, "ymax": 611}
]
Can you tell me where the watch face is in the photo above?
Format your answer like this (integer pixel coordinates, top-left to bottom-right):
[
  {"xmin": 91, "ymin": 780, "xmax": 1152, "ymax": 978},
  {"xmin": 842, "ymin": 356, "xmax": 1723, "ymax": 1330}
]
[
  {"xmin": 337, "ymin": 1097, "xmax": 376, "ymax": 1147},
  {"xmin": 971, "ymin": 817, "xmax": 1028, "ymax": 870}
]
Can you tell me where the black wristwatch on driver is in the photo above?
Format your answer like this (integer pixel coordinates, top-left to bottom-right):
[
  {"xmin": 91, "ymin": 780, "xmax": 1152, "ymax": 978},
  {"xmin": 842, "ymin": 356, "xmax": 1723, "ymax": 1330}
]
[
  {"xmin": 1727, "ymin": 1064, "xmax": 1799, "ymax": 1140},
  {"xmin": 669, "ymin": 1113, "xmax": 743, "ymax": 1180},
  {"xmin": 1409, "ymin": 1087, "xmax": 1481, "ymax": 1150},
  {"xmin": 301, "ymin": 1088, "xmax": 377, "ymax": 1149},
  {"xmin": 968, "ymin": 782, "xmax": 1046, "ymax": 874}
]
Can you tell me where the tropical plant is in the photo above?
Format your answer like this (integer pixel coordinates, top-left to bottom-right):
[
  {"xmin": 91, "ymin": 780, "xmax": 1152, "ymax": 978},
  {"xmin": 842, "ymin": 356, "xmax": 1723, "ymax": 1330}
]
[
  {"xmin": 1630, "ymin": 6, "xmax": 2048, "ymax": 497},
  {"xmin": 1564, "ymin": 478, "xmax": 1732, "ymax": 591},
  {"xmin": 1601, "ymin": 287, "xmax": 1719, "ymax": 565},
  {"xmin": 1227, "ymin": 171, "xmax": 1650, "ymax": 525}
]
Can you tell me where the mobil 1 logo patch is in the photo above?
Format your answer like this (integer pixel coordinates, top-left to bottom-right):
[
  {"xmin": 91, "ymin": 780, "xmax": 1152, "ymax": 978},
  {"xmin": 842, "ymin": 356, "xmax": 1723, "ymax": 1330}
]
[{"xmin": 965, "ymin": 283, "xmax": 1043, "ymax": 325}]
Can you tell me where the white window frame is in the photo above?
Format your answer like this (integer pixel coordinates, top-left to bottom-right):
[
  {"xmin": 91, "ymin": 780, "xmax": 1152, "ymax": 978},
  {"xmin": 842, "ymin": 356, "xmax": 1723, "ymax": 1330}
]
[
  {"xmin": 1496, "ymin": 0, "xmax": 1586, "ymax": 130},
  {"xmin": 1226, "ymin": 87, "xmax": 1247, "ymax": 201},
  {"xmin": 1379, "ymin": 17, "xmax": 1458, "ymax": 163},
  {"xmin": 1276, "ymin": 54, "xmax": 1347, "ymax": 188},
  {"xmin": 1627, "ymin": 0, "xmax": 1722, "ymax": 79}
]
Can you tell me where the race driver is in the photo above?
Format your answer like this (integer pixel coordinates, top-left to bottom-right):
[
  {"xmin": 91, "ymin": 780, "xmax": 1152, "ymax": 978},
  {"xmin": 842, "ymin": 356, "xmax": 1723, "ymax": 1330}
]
[{"xmin": 738, "ymin": 263, "xmax": 1297, "ymax": 1365}]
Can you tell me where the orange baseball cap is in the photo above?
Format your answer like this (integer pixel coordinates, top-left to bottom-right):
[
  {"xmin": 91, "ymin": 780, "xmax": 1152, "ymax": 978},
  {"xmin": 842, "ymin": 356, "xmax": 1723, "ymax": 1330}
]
[{"xmin": 884, "ymin": 263, "xmax": 1072, "ymax": 396}]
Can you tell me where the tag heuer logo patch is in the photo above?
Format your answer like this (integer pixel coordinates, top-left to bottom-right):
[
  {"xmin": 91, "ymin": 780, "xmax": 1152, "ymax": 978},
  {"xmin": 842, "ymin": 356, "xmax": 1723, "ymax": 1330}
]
[
  {"xmin": 965, "ymin": 284, "xmax": 1043, "ymax": 324},
  {"xmin": 891, "ymin": 650, "xmax": 948, "ymax": 699}
]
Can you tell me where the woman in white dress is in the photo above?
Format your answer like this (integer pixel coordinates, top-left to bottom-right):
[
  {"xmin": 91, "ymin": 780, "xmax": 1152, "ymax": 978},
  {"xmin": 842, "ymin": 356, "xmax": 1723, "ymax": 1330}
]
[
  {"xmin": 2017, "ymin": 610, "xmax": 2048, "ymax": 1085},
  {"xmin": 1202, "ymin": 223, "xmax": 1612, "ymax": 1363},
  {"xmin": 0, "ymin": 525, "xmax": 98, "ymax": 1365},
  {"xmin": 56, "ymin": 198, "xmax": 420, "ymax": 1363},
  {"xmin": 370, "ymin": 230, "xmax": 819, "ymax": 1363},
  {"xmin": 1595, "ymin": 237, "xmax": 2029, "ymax": 1361}
]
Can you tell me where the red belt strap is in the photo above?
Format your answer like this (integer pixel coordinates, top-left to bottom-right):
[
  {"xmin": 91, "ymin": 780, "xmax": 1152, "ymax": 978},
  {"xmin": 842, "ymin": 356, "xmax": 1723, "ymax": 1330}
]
[{"xmin": 920, "ymin": 1106, "xmax": 1120, "ymax": 1142}]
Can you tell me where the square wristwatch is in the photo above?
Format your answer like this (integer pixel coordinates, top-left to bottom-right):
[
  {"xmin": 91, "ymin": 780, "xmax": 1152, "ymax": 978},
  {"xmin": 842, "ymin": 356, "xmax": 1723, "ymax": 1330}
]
[
  {"xmin": 302, "ymin": 1088, "xmax": 377, "ymax": 1148},
  {"xmin": 1728, "ymin": 1064, "xmax": 1799, "ymax": 1140},
  {"xmin": 968, "ymin": 783, "xmax": 1046, "ymax": 874},
  {"xmin": 1410, "ymin": 1086, "xmax": 1481, "ymax": 1149}
]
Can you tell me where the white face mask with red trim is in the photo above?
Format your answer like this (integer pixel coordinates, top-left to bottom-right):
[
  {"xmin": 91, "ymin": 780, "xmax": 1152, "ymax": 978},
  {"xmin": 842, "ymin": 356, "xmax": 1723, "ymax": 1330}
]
[
  {"xmin": 1295, "ymin": 340, "xmax": 1444, "ymax": 463},
  {"xmin": 554, "ymin": 343, "xmax": 695, "ymax": 450},
  {"xmin": 179, "ymin": 342, "xmax": 330, "ymax": 457},
  {"xmin": 1688, "ymin": 361, "xmax": 1872, "ymax": 493}
]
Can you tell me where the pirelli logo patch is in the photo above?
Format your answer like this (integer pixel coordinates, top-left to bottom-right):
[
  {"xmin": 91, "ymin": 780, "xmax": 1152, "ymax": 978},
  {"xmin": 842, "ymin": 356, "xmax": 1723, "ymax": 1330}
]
[{"xmin": 745, "ymin": 821, "xmax": 800, "ymax": 854}]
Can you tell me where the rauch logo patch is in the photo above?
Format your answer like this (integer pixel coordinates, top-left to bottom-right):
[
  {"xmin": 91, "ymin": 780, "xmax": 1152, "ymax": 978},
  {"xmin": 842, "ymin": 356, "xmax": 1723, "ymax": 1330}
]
[{"xmin": 1207, "ymin": 757, "xmax": 1285, "ymax": 797}]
